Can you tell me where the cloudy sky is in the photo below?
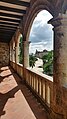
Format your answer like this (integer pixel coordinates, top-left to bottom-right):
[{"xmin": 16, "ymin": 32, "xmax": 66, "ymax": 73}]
[{"xmin": 29, "ymin": 10, "xmax": 53, "ymax": 54}]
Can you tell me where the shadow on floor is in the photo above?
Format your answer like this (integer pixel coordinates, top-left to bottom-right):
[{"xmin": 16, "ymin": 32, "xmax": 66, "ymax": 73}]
[
  {"xmin": 0, "ymin": 74, "xmax": 12, "ymax": 83},
  {"xmin": 0, "ymin": 66, "xmax": 48, "ymax": 119},
  {"xmin": 0, "ymin": 86, "xmax": 19, "ymax": 117},
  {"xmin": 9, "ymin": 67, "xmax": 48, "ymax": 119},
  {"xmin": 0, "ymin": 66, "xmax": 12, "ymax": 83}
]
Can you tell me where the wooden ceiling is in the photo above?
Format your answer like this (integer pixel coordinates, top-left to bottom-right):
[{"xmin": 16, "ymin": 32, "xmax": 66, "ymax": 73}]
[{"xmin": 0, "ymin": 0, "xmax": 30, "ymax": 43}]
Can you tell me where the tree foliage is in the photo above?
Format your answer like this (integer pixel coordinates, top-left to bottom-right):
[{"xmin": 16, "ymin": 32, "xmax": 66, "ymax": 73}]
[
  {"xmin": 19, "ymin": 36, "xmax": 23, "ymax": 64},
  {"xmin": 29, "ymin": 54, "xmax": 38, "ymax": 68},
  {"xmin": 42, "ymin": 51, "xmax": 53, "ymax": 76}
]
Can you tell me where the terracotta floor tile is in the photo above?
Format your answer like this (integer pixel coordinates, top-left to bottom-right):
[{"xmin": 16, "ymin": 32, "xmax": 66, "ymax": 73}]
[{"xmin": 0, "ymin": 66, "xmax": 48, "ymax": 119}]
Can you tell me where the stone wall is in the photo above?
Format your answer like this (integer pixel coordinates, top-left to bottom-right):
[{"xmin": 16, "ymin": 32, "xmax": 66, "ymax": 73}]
[{"xmin": 0, "ymin": 42, "xmax": 9, "ymax": 67}]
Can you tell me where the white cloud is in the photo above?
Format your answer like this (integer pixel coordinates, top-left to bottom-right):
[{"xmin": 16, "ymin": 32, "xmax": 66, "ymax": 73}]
[
  {"xmin": 29, "ymin": 43, "xmax": 45, "ymax": 54},
  {"xmin": 29, "ymin": 10, "xmax": 53, "ymax": 54},
  {"xmin": 33, "ymin": 10, "xmax": 53, "ymax": 24},
  {"xmin": 29, "ymin": 41, "xmax": 53, "ymax": 54}
]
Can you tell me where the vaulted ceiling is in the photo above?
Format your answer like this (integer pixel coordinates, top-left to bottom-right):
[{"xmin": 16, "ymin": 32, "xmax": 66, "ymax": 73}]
[{"xmin": 0, "ymin": 0, "xmax": 30, "ymax": 43}]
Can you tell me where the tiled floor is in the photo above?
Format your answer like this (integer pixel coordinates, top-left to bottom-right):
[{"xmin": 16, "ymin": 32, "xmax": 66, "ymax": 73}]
[{"xmin": 0, "ymin": 66, "xmax": 48, "ymax": 119}]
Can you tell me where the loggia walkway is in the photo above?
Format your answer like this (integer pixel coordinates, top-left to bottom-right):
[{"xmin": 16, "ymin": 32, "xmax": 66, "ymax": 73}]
[{"xmin": 0, "ymin": 66, "xmax": 48, "ymax": 119}]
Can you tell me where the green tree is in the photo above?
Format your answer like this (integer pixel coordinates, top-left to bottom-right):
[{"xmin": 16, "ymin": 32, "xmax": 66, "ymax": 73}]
[
  {"xmin": 42, "ymin": 51, "xmax": 53, "ymax": 76},
  {"xmin": 19, "ymin": 36, "xmax": 23, "ymax": 64},
  {"xmin": 29, "ymin": 54, "xmax": 38, "ymax": 68}
]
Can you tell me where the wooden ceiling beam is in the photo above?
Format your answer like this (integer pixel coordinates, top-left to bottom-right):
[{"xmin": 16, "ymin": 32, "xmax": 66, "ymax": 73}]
[
  {"xmin": 0, "ymin": 22, "xmax": 19, "ymax": 27},
  {"xmin": 0, "ymin": 17, "xmax": 21, "ymax": 23},
  {"xmin": 0, "ymin": 0, "xmax": 30, "ymax": 7},
  {"xmin": 0, "ymin": 30, "xmax": 15, "ymax": 34},
  {"xmin": 0, "ymin": 26, "xmax": 16, "ymax": 30},
  {"xmin": 0, "ymin": 0, "xmax": 30, "ymax": 43},
  {"xmin": 0, "ymin": 34, "xmax": 14, "ymax": 39},
  {"xmin": 0, "ymin": 12, "xmax": 23, "ymax": 19},
  {"xmin": 0, "ymin": 6, "xmax": 26, "ymax": 14},
  {"xmin": 0, "ymin": 28, "xmax": 16, "ymax": 32},
  {"xmin": 0, "ymin": 24, "xmax": 18, "ymax": 28},
  {"xmin": 0, "ymin": 26, "xmax": 17, "ymax": 30}
]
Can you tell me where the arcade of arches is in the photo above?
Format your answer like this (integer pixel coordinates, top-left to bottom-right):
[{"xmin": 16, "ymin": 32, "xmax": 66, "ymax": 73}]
[{"xmin": 0, "ymin": 0, "xmax": 67, "ymax": 119}]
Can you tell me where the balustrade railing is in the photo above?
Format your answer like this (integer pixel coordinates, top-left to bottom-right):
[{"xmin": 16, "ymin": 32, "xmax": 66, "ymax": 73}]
[
  {"xmin": 25, "ymin": 68, "xmax": 53, "ymax": 107},
  {"xmin": 10, "ymin": 61, "xmax": 53, "ymax": 110}
]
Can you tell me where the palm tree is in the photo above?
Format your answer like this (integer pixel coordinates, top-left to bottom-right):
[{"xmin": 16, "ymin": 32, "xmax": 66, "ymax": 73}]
[{"xmin": 29, "ymin": 54, "xmax": 37, "ymax": 68}]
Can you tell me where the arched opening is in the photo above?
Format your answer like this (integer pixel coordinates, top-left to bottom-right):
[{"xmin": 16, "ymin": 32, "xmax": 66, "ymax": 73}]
[
  {"xmin": 13, "ymin": 40, "xmax": 15, "ymax": 62},
  {"xmin": 10, "ymin": 42, "xmax": 13, "ymax": 62},
  {"xmin": 18, "ymin": 34, "xmax": 23, "ymax": 64},
  {"xmin": 29, "ymin": 10, "xmax": 53, "ymax": 76}
]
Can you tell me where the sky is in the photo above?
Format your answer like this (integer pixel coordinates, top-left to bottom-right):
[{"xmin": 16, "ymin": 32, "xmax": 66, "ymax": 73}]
[{"xmin": 29, "ymin": 10, "xmax": 53, "ymax": 54}]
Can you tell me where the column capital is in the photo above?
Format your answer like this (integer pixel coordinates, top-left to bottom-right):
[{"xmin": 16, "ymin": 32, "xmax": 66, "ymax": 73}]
[
  {"xmin": 23, "ymin": 34, "xmax": 26, "ymax": 41},
  {"xmin": 48, "ymin": 12, "xmax": 67, "ymax": 28},
  {"xmin": 23, "ymin": 40, "xmax": 30, "ymax": 45}
]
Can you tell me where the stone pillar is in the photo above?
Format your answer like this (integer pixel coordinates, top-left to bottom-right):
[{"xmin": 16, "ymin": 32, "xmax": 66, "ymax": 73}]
[
  {"xmin": 14, "ymin": 38, "xmax": 18, "ymax": 71},
  {"xmin": 11, "ymin": 41, "xmax": 13, "ymax": 62},
  {"xmin": 13, "ymin": 40, "xmax": 15, "ymax": 62},
  {"xmin": 10, "ymin": 42, "xmax": 12, "ymax": 61},
  {"xmin": 15, "ymin": 31, "xmax": 21, "ymax": 64},
  {"xmin": 23, "ymin": 40, "xmax": 29, "ymax": 68},
  {"xmin": 15, "ymin": 40, "xmax": 19, "ymax": 64},
  {"xmin": 49, "ymin": 13, "xmax": 67, "ymax": 119},
  {"xmin": 15, "ymin": 40, "xmax": 16, "ymax": 64}
]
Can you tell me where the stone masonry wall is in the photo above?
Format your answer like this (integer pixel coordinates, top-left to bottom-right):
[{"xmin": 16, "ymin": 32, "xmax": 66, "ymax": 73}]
[{"xmin": 0, "ymin": 42, "xmax": 9, "ymax": 67}]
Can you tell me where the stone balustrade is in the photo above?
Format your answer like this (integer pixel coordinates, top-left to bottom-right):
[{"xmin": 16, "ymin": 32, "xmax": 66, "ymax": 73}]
[
  {"xmin": 25, "ymin": 67, "xmax": 53, "ymax": 108},
  {"xmin": 10, "ymin": 61, "xmax": 53, "ymax": 113}
]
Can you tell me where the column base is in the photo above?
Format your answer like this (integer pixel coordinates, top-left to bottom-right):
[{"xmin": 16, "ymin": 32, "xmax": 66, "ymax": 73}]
[{"xmin": 50, "ymin": 110, "xmax": 66, "ymax": 119}]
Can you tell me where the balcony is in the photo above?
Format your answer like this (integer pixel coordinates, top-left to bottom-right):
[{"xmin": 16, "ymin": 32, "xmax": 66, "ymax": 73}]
[
  {"xmin": 0, "ymin": 0, "xmax": 67, "ymax": 119},
  {"xmin": 0, "ymin": 65, "xmax": 51, "ymax": 119}
]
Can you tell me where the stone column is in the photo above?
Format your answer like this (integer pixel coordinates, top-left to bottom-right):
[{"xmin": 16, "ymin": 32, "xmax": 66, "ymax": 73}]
[
  {"xmin": 49, "ymin": 13, "xmax": 67, "ymax": 119},
  {"xmin": 15, "ymin": 31, "xmax": 21, "ymax": 64},
  {"xmin": 11, "ymin": 40, "xmax": 14, "ymax": 62},
  {"xmin": 15, "ymin": 40, "xmax": 19, "ymax": 64},
  {"xmin": 23, "ymin": 40, "xmax": 30, "ymax": 68},
  {"xmin": 15, "ymin": 40, "xmax": 16, "ymax": 64},
  {"xmin": 13, "ymin": 40, "xmax": 15, "ymax": 62},
  {"xmin": 10, "ymin": 42, "xmax": 12, "ymax": 61}
]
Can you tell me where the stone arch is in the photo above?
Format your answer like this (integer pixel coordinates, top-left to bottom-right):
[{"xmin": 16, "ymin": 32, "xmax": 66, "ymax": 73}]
[
  {"xmin": 16, "ymin": 1, "xmax": 67, "ymax": 118},
  {"xmin": 22, "ymin": 0, "xmax": 54, "ymax": 68},
  {"xmin": 23, "ymin": 0, "xmax": 55, "ymax": 41}
]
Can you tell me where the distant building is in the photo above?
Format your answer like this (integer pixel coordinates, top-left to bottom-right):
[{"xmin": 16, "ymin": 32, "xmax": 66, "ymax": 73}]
[{"xmin": 35, "ymin": 49, "xmax": 48, "ymax": 58}]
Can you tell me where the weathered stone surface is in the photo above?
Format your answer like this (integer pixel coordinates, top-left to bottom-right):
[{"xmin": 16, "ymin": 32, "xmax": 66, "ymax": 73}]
[
  {"xmin": 50, "ymin": 13, "xmax": 67, "ymax": 119},
  {"xmin": 0, "ymin": 42, "xmax": 9, "ymax": 66},
  {"xmin": 9, "ymin": 0, "xmax": 67, "ymax": 119}
]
